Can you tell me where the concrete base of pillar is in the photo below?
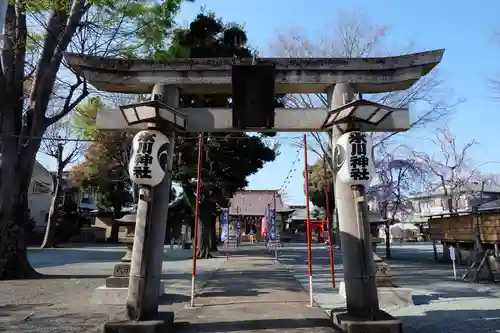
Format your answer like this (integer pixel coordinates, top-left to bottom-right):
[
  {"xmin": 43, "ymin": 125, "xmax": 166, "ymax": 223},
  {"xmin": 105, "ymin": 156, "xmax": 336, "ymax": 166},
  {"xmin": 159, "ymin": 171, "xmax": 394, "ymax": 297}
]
[
  {"xmin": 103, "ymin": 312, "xmax": 174, "ymax": 333},
  {"xmin": 330, "ymin": 307, "xmax": 403, "ymax": 333},
  {"xmin": 106, "ymin": 276, "xmax": 130, "ymax": 288},
  {"xmin": 92, "ymin": 281, "xmax": 165, "ymax": 305},
  {"xmin": 338, "ymin": 281, "xmax": 414, "ymax": 308}
]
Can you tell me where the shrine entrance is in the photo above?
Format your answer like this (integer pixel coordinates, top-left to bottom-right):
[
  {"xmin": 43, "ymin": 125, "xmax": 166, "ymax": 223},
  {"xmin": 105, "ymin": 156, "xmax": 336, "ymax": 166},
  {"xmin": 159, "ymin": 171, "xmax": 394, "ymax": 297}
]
[
  {"xmin": 307, "ymin": 220, "xmax": 328, "ymax": 243},
  {"xmin": 64, "ymin": 49, "xmax": 444, "ymax": 331}
]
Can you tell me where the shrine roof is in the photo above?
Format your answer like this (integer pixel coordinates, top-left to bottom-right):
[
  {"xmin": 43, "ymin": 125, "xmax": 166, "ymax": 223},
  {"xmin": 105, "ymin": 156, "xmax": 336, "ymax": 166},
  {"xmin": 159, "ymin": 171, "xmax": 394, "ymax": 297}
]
[{"xmin": 229, "ymin": 190, "xmax": 287, "ymax": 216}]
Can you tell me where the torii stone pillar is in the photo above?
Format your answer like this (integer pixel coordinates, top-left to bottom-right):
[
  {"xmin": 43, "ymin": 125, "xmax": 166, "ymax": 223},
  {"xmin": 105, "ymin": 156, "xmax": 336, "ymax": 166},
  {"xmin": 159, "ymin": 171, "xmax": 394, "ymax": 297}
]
[
  {"xmin": 328, "ymin": 84, "xmax": 380, "ymax": 316},
  {"xmin": 126, "ymin": 84, "xmax": 177, "ymax": 322}
]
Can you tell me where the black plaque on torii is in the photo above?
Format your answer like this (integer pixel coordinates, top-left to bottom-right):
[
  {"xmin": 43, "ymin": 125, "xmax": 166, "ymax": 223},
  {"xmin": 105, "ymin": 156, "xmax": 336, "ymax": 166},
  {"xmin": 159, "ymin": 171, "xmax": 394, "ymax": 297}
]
[{"xmin": 231, "ymin": 62, "xmax": 276, "ymax": 130}]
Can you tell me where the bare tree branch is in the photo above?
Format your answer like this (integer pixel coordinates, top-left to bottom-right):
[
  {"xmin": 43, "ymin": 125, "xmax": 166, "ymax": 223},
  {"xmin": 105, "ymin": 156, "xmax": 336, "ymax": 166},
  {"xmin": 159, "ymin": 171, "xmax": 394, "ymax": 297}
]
[
  {"xmin": 270, "ymin": 11, "xmax": 462, "ymax": 172},
  {"xmin": 413, "ymin": 126, "xmax": 479, "ymax": 212},
  {"xmin": 40, "ymin": 119, "xmax": 86, "ymax": 172}
]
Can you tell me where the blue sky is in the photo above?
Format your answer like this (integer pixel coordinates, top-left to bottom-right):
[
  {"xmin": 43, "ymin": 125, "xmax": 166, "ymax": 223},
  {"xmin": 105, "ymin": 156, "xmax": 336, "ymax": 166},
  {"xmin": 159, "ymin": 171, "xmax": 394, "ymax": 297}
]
[
  {"xmin": 39, "ymin": 0, "xmax": 500, "ymax": 205},
  {"xmin": 175, "ymin": 0, "xmax": 500, "ymax": 204}
]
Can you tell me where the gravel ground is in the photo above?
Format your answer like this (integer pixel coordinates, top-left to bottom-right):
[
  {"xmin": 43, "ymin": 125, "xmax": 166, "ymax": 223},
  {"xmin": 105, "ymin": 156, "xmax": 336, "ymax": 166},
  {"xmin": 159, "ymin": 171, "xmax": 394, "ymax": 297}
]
[
  {"xmin": 277, "ymin": 243, "xmax": 500, "ymax": 333},
  {"xmin": 0, "ymin": 246, "xmax": 224, "ymax": 333}
]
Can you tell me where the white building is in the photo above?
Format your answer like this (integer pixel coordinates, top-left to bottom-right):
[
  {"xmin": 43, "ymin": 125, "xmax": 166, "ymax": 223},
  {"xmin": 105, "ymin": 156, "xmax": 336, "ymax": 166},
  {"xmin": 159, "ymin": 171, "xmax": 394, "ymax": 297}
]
[
  {"xmin": 22, "ymin": 161, "xmax": 53, "ymax": 228},
  {"xmin": 0, "ymin": 154, "xmax": 53, "ymax": 228},
  {"xmin": 367, "ymin": 184, "xmax": 500, "ymax": 224},
  {"xmin": 59, "ymin": 171, "xmax": 98, "ymax": 212},
  {"xmin": 408, "ymin": 184, "xmax": 500, "ymax": 220}
]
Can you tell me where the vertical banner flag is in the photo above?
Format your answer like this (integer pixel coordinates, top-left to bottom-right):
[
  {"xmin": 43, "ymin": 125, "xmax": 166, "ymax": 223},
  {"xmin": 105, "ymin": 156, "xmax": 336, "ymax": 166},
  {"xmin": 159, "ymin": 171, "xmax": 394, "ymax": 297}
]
[
  {"xmin": 267, "ymin": 208, "xmax": 271, "ymax": 240},
  {"xmin": 221, "ymin": 208, "xmax": 229, "ymax": 242},
  {"xmin": 270, "ymin": 209, "xmax": 276, "ymax": 241},
  {"xmin": 261, "ymin": 216, "xmax": 267, "ymax": 237}
]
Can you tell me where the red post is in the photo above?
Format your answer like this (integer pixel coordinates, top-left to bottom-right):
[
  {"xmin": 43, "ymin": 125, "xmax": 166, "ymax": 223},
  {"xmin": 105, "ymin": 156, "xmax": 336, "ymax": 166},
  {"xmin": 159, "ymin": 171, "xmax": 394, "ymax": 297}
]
[
  {"xmin": 323, "ymin": 155, "xmax": 335, "ymax": 288},
  {"xmin": 303, "ymin": 134, "xmax": 314, "ymax": 307},
  {"xmin": 190, "ymin": 133, "xmax": 203, "ymax": 307}
]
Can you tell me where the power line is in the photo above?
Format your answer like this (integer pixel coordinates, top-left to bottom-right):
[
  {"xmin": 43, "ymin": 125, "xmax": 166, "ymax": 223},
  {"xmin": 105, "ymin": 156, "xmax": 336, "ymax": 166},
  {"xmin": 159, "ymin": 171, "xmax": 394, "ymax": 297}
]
[
  {"xmin": 262, "ymin": 147, "xmax": 302, "ymax": 211},
  {"xmin": 0, "ymin": 132, "xmax": 303, "ymax": 144},
  {"xmin": 278, "ymin": 148, "xmax": 301, "ymax": 194}
]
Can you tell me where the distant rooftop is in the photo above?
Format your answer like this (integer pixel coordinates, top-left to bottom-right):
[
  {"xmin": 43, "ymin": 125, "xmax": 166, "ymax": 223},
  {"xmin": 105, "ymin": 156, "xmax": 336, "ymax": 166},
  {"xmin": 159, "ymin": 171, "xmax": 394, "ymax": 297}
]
[
  {"xmin": 409, "ymin": 184, "xmax": 500, "ymax": 199},
  {"xmin": 229, "ymin": 190, "xmax": 290, "ymax": 216},
  {"xmin": 289, "ymin": 207, "xmax": 307, "ymax": 221}
]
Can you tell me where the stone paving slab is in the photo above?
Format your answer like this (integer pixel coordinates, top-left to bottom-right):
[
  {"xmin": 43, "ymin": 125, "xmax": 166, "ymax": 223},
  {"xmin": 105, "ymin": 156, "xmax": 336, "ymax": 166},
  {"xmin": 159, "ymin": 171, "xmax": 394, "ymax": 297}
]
[
  {"xmin": 278, "ymin": 243, "xmax": 500, "ymax": 333},
  {"xmin": 173, "ymin": 254, "xmax": 335, "ymax": 333},
  {"xmin": 0, "ymin": 247, "xmax": 225, "ymax": 333}
]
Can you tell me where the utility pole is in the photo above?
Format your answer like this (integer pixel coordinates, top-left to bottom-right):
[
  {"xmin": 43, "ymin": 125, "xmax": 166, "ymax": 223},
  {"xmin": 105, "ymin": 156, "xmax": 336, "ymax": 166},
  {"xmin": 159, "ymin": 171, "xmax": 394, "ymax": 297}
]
[
  {"xmin": 273, "ymin": 191, "xmax": 277, "ymax": 241},
  {"xmin": 267, "ymin": 202, "xmax": 271, "ymax": 244},
  {"xmin": 273, "ymin": 190, "xmax": 277, "ymax": 211},
  {"xmin": 236, "ymin": 206, "xmax": 240, "ymax": 247}
]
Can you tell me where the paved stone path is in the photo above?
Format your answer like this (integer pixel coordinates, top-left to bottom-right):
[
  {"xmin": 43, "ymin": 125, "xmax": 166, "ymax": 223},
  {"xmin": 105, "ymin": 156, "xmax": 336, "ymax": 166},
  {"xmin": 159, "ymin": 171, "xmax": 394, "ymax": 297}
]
[
  {"xmin": 0, "ymin": 246, "xmax": 224, "ymax": 333},
  {"xmin": 278, "ymin": 243, "xmax": 500, "ymax": 333},
  {"xmin": 173, "ymin": 252, "xmax": 335, "ymax": 333},
  {"xmin": 5, "ymin": 243, "xmax": 500, "ymax": 332}
]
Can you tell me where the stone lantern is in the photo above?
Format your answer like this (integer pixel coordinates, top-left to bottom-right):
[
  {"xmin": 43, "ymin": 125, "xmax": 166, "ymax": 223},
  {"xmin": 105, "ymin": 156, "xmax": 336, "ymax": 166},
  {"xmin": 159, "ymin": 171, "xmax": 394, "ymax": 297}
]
[{"xmin": 115, "ymin": 207, "xmax": 137, "ymax": 262}]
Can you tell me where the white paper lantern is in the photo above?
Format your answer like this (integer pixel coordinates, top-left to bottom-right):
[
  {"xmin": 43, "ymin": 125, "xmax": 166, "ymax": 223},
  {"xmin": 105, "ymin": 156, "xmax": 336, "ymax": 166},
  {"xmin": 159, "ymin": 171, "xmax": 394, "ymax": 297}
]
[
  {"xmin": 128, "ymin": 129, "xmax": 170, "ymax": 187},
  {"xmin": 335, "ymin": 131, "xmax": 374, "ymax": 186}
]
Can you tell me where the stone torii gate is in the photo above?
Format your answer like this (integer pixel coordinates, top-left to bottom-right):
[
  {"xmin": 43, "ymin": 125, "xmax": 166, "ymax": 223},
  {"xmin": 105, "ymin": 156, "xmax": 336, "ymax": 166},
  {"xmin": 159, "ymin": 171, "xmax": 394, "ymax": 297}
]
[{"xmin": 65, "ymin": 49, "xmax": 443, "ymax": 333}]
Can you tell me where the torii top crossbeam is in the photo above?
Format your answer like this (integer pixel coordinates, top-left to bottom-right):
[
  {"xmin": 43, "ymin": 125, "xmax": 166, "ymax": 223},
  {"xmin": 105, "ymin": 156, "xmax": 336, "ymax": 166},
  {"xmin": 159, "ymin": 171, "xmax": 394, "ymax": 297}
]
[
  {"xmin": 63, "ymin": 50, "xmax": 444, "ymax": 132},
  {"xmin": 64, "ymin": 50, "xmax": 443, "ymax": 94}
]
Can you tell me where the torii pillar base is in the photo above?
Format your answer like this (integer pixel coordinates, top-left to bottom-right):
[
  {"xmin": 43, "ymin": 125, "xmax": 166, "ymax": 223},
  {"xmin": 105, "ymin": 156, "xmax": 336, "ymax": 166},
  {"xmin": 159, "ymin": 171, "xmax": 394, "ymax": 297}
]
[
  {"xmin": 330, "ymin": 308, "xmax": 403, "ymax": 333},
  {"xmin": 103, "ymin": 312, "xmax": 174, "ymax": 333}
]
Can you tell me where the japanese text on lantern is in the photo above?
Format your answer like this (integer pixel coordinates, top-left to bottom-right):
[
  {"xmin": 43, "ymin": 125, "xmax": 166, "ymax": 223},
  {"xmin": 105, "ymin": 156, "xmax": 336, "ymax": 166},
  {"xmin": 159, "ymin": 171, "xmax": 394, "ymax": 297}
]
[
  {"xmin": 133, "ymin": 132, "xmax": 156, "ymax": 180},
  {"xmin": 349, "ymin": 132, "xmax": 370, "ymax": 181}
]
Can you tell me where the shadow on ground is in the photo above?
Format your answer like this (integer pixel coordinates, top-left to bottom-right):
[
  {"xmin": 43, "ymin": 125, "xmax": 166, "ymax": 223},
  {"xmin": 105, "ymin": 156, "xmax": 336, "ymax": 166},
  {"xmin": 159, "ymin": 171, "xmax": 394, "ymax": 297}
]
[
  {"xmin": 29, "ymin": 269, "xmax": 216, "ymax": 281},
  {"xmin": 3, "ymin": 306, "xmax": 498, "ymax": 333},
  {"xmin": 0, "ymin": 303, "xmax": 54, "ymax": 317},
  {"xmin": 400, "ymin": 309, "xmax": 500, "ymax": 333},
  {"xmin": 174, "ymin": 318, "xmax": 333, "ymax": 333},
  {"xmin": 411, "ymin": 284, "xmax": 500, "ymax": 305},
  {"xmin": 0, "ymin": 307, "xmax": 123, "ymax": 332},
  {"xmin": 28, "ymin": 246, "xmax": 196, "ymax": 270},
  {"xmin": 279, "ymin": 244, "xmax": 500, "ymax": 310},
  {"xmin": 197, "ymin": 267, "xmax": 305, "ymax": 297},
  {"xmin": 159, "ymin": 293, "xmax": 190, "ymax": 305}
]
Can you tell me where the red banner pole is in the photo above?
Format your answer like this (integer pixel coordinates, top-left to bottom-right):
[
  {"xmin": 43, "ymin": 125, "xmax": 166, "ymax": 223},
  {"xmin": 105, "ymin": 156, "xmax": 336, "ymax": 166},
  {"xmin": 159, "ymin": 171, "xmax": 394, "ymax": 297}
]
[
  {"xmin": 303, "ymin": 134, "xmax": 314, "ymax": 307},
  {"xmin": 323, "ymin": 155, "xmax": 335, "ymax": 288},
  {"xmin": 190, "ymin": 133, "xmax": 203, "ymax": 307}
]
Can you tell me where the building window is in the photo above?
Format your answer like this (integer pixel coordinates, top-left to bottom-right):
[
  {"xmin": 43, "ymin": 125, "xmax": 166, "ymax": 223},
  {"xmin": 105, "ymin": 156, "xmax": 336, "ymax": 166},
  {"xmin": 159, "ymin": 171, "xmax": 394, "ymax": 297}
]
[{"xmin": 32, "ymin": 181, "xmax": 50, "ymax": 194}]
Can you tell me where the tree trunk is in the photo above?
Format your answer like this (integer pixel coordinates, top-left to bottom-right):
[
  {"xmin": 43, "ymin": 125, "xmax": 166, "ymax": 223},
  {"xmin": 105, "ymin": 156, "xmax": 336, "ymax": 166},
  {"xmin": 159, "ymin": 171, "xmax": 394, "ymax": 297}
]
[
  {"xmin": 40, "ymin": 176, "xmax": 62, "ymax": 248},
  {"xmin": 210, "ymin": 217, "xmax": 218, "ymax": 252},
  {"xmin": 196, "ymin": 214, "xmax": 212, "ymax": 259},
  {"xmin": 107, "ymin": 204, "xmax": 121, "ymax": 243},
  {"xmin": 384, "ymin": 223, "xmax": 391, "ymax": 259},
  {"xmin": 0, "ymin": 151, "xmax": 41, "ymax": 279},
  {"xmin": 107, "ymin": 221, "xmax": 120, "ymax": 243}
]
